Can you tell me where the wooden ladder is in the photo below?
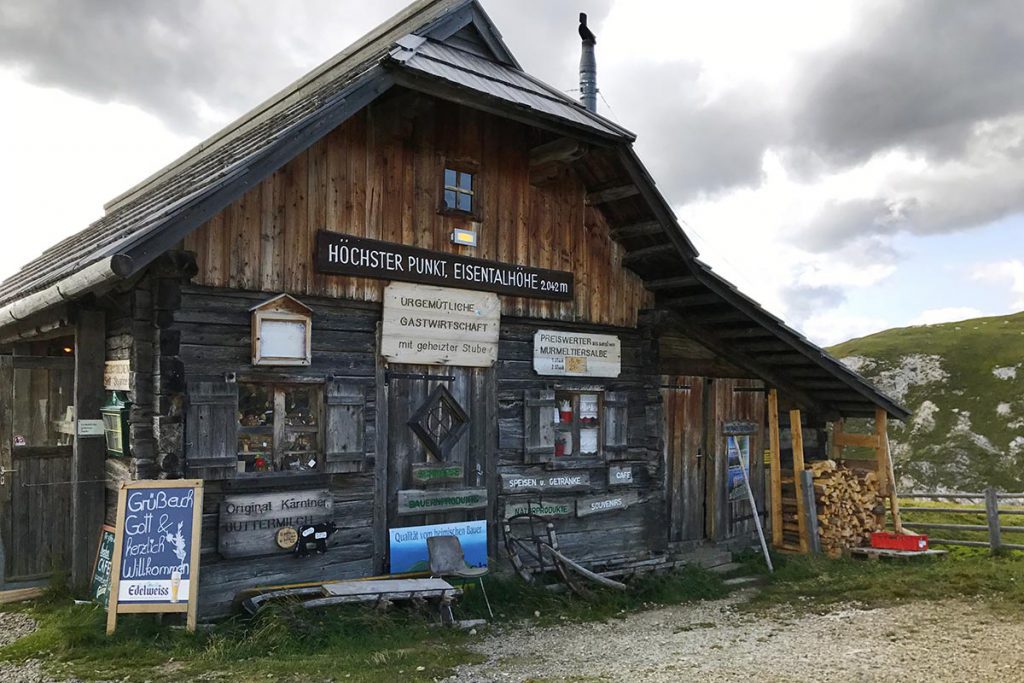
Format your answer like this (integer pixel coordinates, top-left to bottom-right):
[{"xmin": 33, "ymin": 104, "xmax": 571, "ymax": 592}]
[{"xmin": 767, "ymin": 389, "xmax": 809, "ymax": 553}]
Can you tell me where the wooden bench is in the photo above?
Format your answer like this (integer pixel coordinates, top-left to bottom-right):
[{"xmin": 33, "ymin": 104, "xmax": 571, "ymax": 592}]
[{"xmin": 242, "ymin": 577, "xmax": 462, "ymax": 621}]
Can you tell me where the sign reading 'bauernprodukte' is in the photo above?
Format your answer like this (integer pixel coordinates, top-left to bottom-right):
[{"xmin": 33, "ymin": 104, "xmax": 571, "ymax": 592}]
[
  {"xmin": 315, "ymin": 232, "xmax": 574, "ymax": 300},
  {"xmin": 381, "ymin": 283, "xmax": 499, "ymax": 367},
  {"xmin": 533, "ymin": 330, "xmax": 621, "ymax": 378}
]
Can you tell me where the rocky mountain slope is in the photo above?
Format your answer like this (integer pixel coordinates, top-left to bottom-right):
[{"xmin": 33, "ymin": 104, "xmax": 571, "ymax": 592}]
[{"xmin": 828, "ymin": 312, "xmax": 1024, "ymax": 492}]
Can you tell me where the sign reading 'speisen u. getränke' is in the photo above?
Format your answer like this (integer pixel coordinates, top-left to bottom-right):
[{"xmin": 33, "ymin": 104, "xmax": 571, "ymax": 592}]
[
  {"xmin": 533, "ymin": 330, "xmax": 621, "ymax": 377},
  {"xmin": 381, "ymin": 283, "xmax": 500, "ymax": 367}
]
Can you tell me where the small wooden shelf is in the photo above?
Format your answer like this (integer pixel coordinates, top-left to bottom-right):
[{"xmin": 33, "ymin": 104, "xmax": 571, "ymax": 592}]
[
  {"xmin": 239, "ymin": 425, "xmax": 273, "ymax": 434},
  {"xmin": 283, "ymin": 425, "xmax": 319, "ymax": 433}
]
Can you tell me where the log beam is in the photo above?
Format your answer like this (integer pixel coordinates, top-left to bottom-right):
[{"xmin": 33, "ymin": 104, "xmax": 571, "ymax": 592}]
[
  {"xmin": 609, "ymin": 220, "xmax": 662, "ymax": 240},
  {"xmin": 790, "ymin": 409, "xmax": 809, "ymax": 553},
  {"xmin": 586, "ymin": 184, "xmax": 640, "ymax": 205},
  {"xmin": 768, "ymin": 389, "xmax": 783, "ymax": 548}
]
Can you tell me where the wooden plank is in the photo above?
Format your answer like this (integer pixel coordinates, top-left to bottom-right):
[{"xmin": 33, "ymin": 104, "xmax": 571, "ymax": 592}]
[
  {"xmin": 767, "ymin": 389, "xmax": 783, "ymax": 548},
  {"xmin": 875, "ymin": 408, "xmax": 903, "ymax": 533},
  {"xmin": 586, "ymin": 184, "xmax": 639, "ymax": 205},
  {"xmin": 576, "ymin": 491, "xmax": 640, "ymax": 517},
  {"xmin": 609, "ymin": 220, "xmax": 662, "ymax": 241},
  {"xmin": 799, "ymin": 469, "xmax": 821, "ymax": 554},
  {"xmin": 621, "ymin": 242, "xmax": 677, "ymax": 266},
  {"xmin": 835, "ymin": 431, "xmax": 880, "ymax": 449},
  {"xmin": 72, "ymin": 309, "xmax": 106, "ymax": 588},
  {"xmin": 322, "ymin": 577, "xmax": 454, "ymax": 597},
  {"xmin": 789, "ymin": 409, "xmax": 809, "ymax": 553}
]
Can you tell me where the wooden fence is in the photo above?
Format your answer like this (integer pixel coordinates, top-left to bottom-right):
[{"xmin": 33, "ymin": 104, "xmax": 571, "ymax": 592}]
[{"xmin": 899, "ymin": 488, "xmax": 1024, "ymax": 552}]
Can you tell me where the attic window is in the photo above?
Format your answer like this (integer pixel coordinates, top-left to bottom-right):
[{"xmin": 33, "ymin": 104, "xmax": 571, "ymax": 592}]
[{"xmin": 442, "ymin": 167, "xmax": 476, "ymax": 214}]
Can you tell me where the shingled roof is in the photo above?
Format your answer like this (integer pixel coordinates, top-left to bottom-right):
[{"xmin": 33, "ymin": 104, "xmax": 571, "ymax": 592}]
[{"xmin": 0, "ymin": 0, "xmax": 907, "ymax": 420}]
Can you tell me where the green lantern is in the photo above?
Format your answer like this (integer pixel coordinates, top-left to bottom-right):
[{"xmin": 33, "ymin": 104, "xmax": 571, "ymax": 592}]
[{"xmin": 101, "ymin": 391, "xmax": 131, "ymax": 458}]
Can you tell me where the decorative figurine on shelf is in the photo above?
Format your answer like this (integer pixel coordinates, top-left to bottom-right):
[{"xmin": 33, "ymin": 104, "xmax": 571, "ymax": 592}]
[
  {"xmin": 559, "ymin": 399, "xmax": 573, "ymax": 423},
  {"xmin": 253, "ymin": 456, "xmax": 271, "ymax": 472},
  {"xmin": 294, "ymin": 521, "xmax": 337, "ymax": 557}
]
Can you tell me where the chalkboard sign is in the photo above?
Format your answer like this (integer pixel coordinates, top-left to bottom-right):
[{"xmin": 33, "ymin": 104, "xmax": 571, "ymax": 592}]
[
  {"xmin": 106, "ymin": 480, "xmax": 204, "ymax": 635},
  {"xmin": 90, "ymin": 525, "xmax": 116, "ymax": 607}
]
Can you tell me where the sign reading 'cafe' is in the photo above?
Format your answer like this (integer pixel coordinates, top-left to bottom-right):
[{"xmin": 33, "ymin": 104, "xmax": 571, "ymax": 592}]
[{"xmin": 315, "ymin": 231, "xmax": 574, "ymax": 300}]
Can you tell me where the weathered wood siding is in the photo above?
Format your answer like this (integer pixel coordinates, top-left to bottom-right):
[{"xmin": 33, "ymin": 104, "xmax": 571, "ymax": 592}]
[
  {"xmin": 705, "ymin": 378, "xmax": 766, "ymax": 542},
  {"xmin": 495, "ymin": 319, "xmax": 667, "ymax": 568},
  {"xmin": 182, "ymin": 91, "xmax": 652, "ymax": 327},
  {"xmin": 173, "ymin": 285, "xmax": 380, "ymax": 616},
  {"xmin": 663, "ymin": 375, "xmax": 705, "ymax": 543}
]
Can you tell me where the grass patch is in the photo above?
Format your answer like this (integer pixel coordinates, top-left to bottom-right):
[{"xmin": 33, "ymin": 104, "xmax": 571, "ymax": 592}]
[
  {"xmin": 0, "ymin": 565, "xmax": 727, "ymax": 681},
  {"xmin": 742, "ymin": 551, "xmax": 1024, "ymax": 613}
]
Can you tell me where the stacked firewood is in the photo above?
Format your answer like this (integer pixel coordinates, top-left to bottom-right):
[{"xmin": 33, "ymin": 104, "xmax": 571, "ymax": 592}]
[{"xmin": 809, "ymin": 459, "xmax": 886, "ymax": 557}]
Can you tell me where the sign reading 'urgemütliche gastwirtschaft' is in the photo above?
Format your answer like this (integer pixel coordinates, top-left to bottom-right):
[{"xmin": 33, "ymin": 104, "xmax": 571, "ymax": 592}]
[
  {"xmin": 315, "ymin": 232, "xmax": 574, "ymax": 300},
  {"xmin": 381, "ymin": 283, "xmax": 500, "ymax": 367},
  {"xmin": 107, "ymin": 480, "xmax": 203, "ymax": 635},
  {"xmin": 533, "ymin": 329, "xmax": 621, "ymax": 377}
]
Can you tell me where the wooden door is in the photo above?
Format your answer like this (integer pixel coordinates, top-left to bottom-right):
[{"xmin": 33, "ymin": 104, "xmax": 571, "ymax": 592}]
[
  {"xmin": 663, "ymin": 375, "xmax": 706, "ymax": 543},
  {"xmin": 0, "ymin": 355, "xmax": 75, "ymax": 584},
  {"xmin": 385, "ymin": 365, "xmax": 493, "ymax": 569}
]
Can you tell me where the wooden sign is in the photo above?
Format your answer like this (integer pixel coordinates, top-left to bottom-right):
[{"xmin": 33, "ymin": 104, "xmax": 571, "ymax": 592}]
[
  {"xmin": 103, "ymin": 360, "xmax": 130, "ymax": 391},
  {"xmin": 533, "ymin": 330, "xmax": 621, "ymax": 377},
  {"xmin": 218, "ymin": 489, "xmax": 333, "ymax": 558},
  {"xmin": 608, "ymin": 464, "xmax": 634, "ymax": 486},
  {"xmin": 504, "ymin": 500, "xmax": 573, "ymax": 519},
  {"xmin": 397, "ymin": 488, "xmax": 487, "ymax": 514},
  {"xmin": 576, "ymin": 491, "xmax": 640, "ymax": 517},
  {"xmin": 411, "ymin": 462, "xmax": 465, "ymax": 485},
  {"xmin": 723, "ymin": 421, "xmax": 759, "ymax": 435},
  {"xmin": 381, "ymin": 283, "xmax": 500, "ymax": 367},
  {"xmin": 501, "ymin": 471, "xmax": 591, "ymax": 493},
  {"xmin": 316, "ymin": 232, "xmax": 574, "ymax": 300},
  {"xmin": 107, "ymin": 480, "xmax": 203, "ymax": 634},
  {"xmin": 90, "ymin": 524, "xmax": 116, "ymax": 607}
]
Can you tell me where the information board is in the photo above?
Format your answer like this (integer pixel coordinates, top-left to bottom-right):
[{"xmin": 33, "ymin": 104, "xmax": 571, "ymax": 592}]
[
  {"xmin": 107, "ymin": 480, "xmax": 203, "ymax": 634},
  {"xmin": 389, "ymin": 520, "xmax": 487, "ymax": 574},
  {"xmin": 381, "ymin": 283, "xmax": 500, "ymax": 367},
  {"xmin": 90, "ymin": 525, "xmax": 116, "ymax": 607}
]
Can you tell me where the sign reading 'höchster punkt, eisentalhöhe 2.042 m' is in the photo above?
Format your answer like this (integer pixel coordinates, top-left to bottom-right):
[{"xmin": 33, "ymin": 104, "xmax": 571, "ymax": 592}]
[
  {"xmin": 315, "ymin": 232, "xmax": 574, "ymax": 300},
  {"xmin": 533, "ymin": 329, "xmax": 621, "ymax": 377}
]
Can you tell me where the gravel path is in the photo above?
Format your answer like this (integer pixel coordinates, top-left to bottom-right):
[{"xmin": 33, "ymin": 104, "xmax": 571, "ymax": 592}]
[
  {"xmin": 444, "ymin": 593, "xmax": 1024, "ymax": 682},
  {"xmin": 0, "ymin": 610, "xmax": 52, "ymax": 683}
]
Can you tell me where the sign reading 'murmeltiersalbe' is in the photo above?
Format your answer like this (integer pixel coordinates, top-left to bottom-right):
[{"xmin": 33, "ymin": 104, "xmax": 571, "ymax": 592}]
[
  {"xmin": 219, "ymin": 489, "xmax": 333, "ymax": 558},
  {"xmin": 316, "ymin": 232, "xmax": 574, "ymax": 300},
  {"xmin": 397, "ymin": 488, "xmax": 487, "ymax": 515},
  {"xmin": 381, "ymin": 283, "xmax": 499, "ymax": 367},
  {"xmin": 501, "ymin": 471, "xmax": 591, "ymax": 493},
  {"xmin": 533, "ymin": 330, "xmax": 621, "ymax": 377}
]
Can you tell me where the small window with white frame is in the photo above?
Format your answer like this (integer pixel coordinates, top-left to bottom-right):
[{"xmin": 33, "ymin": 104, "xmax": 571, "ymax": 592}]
[{"xmin": 250, "ymin": 294, "xmax": 312, "ymax": 366}]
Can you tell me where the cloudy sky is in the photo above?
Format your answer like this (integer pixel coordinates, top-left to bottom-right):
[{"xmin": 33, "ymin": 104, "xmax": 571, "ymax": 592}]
[{"xmin": 1, "ymin": 0, "xmax": 1022, "ymax": 345}]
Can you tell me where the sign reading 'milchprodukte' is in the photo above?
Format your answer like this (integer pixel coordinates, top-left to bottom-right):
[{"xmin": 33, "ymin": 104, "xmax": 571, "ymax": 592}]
[{"xmin": 315, "ymin": 231, "xmax": 574, "ymax": 301}]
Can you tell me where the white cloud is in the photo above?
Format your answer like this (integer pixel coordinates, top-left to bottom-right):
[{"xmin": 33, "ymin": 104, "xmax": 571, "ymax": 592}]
[
  {"xmin": 972, "ymin": 259, "xmax": 1024, "ymax": 309},
  {"xmin": 908, "ymin": 307, "xmax": 985, "ymax": 326},
  {"xmin": 802, "ymin": 311, "xmax": 891, "ymax": 347}
]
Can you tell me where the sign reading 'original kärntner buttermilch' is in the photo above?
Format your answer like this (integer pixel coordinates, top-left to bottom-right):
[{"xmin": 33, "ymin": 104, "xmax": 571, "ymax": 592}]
[{"xmin": 315, "ymin": 232, "xmax": 574, "ymax": 300}]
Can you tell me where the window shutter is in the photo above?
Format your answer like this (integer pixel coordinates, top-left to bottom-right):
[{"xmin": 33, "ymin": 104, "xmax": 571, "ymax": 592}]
[
  {"xmin": 324, "ymin": 380, "xmax": 366, "ymax": 473},
  {"xmin": 185, "ymin": 380, "xmax": 239, "ymax": 479},
  {"xmin": 523, "ymin": 389, "xmax": 556, "ymax": 462},
  {"xmin": 603, "ymin": 391, "xmax": 629, "ymax": 459}
]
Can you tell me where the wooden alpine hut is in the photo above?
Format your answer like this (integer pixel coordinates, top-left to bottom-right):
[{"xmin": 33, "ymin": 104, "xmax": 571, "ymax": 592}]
[{"xmin": 0, "ymin": 0, "xmax": 908, "ymax": 617}]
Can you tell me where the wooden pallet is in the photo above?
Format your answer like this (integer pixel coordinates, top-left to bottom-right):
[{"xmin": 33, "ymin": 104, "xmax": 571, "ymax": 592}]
[{"xmin": 849, "ymin": 547, "xmax": 948, "ymax": 561}]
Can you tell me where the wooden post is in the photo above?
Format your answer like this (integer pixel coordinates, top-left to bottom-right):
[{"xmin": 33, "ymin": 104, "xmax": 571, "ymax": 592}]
[
  {"xmin": 72, "ymin": 308, "xmax": 106, "ymax": 589},
  {"xmin": 800, "ymin": 469, "xmax": 822, "ymax": 554},
  {"xmin": 831, "ymin": 418, "xmax": 845, "ymax": 461},
  {"xmin": 789, "ymin": 409, "xmax": 809, "ymax": 553},
  {"xmin": 767, "ymin": 389, "xmax": 783, "ymax": 548},
  {"xmin": 875, "ymin": 409, "xmax": 903, "ymax": 534},
  {"xmin": 985, "ymin": 487, "xmax": 1001, "ymax": 553}
]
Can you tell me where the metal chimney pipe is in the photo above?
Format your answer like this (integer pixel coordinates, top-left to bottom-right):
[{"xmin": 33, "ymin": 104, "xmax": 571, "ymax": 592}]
[{"xmin": 579, "ymin": 12, "xmax": 597, "ymax": 113}]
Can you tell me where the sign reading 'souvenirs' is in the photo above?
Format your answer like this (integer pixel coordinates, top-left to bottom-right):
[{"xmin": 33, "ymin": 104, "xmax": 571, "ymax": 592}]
[
  {"xmin": 315, "ymin": 232, "xmax": 574, "ymax": 300},
  {"xmin": 533, "ymin": 330, "xmax": 621, "ymax": 378},
  {"xmin": 219, "ymin": 490, "xmax": 333, "ymax": 558},
  {"xmin": 381, "ymin": 283, "xmax": 500, "ymax": 367}
]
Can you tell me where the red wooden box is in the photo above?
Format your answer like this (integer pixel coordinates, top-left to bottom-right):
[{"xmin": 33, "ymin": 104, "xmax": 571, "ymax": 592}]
[{"xmin": 871, "ymin": 531, "xmax": 929, "ymax": 552}]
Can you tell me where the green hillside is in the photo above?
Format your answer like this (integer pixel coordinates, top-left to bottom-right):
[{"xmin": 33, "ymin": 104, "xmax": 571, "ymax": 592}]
[{"xmin": 827, "ymin": 311, "xmax": 1024, "ymax": 492}]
